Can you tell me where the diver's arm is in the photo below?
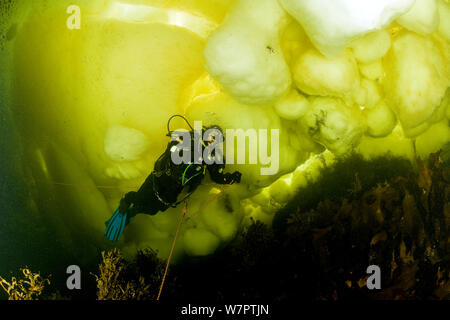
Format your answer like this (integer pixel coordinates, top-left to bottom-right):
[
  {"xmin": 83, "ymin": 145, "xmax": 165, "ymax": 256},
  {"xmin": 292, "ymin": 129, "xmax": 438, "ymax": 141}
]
[{"xmin": 207, "ymin": 164, "xmax": 242, "ymax": 185}]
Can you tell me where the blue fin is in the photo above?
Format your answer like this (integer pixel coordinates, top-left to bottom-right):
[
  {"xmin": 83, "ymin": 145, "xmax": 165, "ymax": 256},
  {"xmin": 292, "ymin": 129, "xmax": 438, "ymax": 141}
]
[{"xmin": 105, "ymin": 208, "xmax": 128, "ymax": 242}]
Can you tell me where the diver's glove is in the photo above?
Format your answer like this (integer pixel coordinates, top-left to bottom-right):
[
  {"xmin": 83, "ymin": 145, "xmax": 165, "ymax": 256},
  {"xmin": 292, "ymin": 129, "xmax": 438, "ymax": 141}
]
[{"xmin": 232, "ymin": 171, "xmax": 242, "ymax": 183}]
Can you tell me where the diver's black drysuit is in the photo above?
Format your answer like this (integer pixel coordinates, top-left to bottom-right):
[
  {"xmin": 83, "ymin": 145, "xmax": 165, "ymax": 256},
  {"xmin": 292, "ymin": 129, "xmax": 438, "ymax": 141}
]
[
  {"xmin": 105, "ymin": 124, "xmax": 242, "ymax": 242},
  {"xmin": 118, "ymin": 131, "xmax": 242, "ymax": 218}
]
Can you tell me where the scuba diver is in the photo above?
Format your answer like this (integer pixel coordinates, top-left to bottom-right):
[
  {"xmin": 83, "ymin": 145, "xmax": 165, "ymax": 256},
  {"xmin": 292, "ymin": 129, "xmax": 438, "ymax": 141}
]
[{"xmin": 105, "ymin": 115, "xmax": 242, "ymax": 242}]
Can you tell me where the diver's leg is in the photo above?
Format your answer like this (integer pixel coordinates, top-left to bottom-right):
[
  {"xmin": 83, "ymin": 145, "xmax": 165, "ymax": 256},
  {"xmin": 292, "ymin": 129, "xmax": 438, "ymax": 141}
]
[
  {"xmin": 129, "ymin": 202, "xmax": 165, "ymax": 216},
  {"xmin": 119, "ymin": 191, "xmax": 138, "ymax": 213},
  {"xmin": 120, "ymin": 172, "xmax": 172, "ymax": 219},
  {"xmin": 130, "ymin": 191, "xmax": 169, "ymax": 217},
  {"xmin": 105, "ymin": 174, "xmax": 160, "ymax": 241}
]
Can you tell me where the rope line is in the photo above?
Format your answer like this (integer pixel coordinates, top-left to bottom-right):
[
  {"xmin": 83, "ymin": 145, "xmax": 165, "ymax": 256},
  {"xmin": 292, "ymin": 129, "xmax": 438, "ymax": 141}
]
[
  {"xmin": 156, "ymin": 179, "xmax": 234, "ymax": 300},
  {"xmin": 44, "ymin": 181, "xmax": 138, "ymax": 189},
  {"xmin": 156, "ymin": 202, "xmax": 187, "ymax": 301}
]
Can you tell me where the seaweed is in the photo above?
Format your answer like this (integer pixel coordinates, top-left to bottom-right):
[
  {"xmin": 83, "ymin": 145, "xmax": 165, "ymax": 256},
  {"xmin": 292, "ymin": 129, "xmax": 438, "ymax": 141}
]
[
  {"xmin": 272, "ymin": 153, "xmax": 414, "ymax": 233},
  {"xmin": 279, "ymin": 151, "xmax": 450, "ymax": 299},
  {"xmin": 93, "ymin": 249, "xmax": 154, "ymax": 301},
  {"xmin": 0, "ymin": 268, "xmax": 49, "ymax": 300}
]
